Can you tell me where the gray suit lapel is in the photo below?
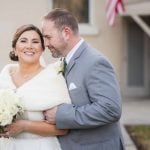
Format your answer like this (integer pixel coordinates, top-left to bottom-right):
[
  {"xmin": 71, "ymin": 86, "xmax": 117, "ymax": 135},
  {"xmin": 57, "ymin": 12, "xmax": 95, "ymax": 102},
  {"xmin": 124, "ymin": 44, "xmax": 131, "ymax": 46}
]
[{"xmin": 65, "ymin": 41, "xmax": 87, "ymax": 76}]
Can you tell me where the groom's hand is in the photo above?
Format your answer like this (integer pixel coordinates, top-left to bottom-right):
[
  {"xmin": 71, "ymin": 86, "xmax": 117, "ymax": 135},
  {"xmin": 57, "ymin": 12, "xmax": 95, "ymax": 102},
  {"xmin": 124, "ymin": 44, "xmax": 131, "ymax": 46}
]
[{"xmin": 43, "ymin": 107, "xmax": 57, "ymax": 124}]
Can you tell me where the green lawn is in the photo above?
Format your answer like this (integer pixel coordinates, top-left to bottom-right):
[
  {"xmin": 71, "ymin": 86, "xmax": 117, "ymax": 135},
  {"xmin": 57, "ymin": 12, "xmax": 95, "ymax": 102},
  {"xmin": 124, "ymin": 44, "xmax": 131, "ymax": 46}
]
[{"xmin": 125, "ymin": 125, "xmax": 150, "ymax": 150}]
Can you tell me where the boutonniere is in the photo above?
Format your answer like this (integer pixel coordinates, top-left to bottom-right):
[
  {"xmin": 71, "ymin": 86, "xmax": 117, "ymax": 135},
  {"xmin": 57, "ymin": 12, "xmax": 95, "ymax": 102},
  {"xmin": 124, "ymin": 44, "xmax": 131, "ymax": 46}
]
[{"xmin": 54, "ymin": 60, "xmax": 65, "ymax": 74}]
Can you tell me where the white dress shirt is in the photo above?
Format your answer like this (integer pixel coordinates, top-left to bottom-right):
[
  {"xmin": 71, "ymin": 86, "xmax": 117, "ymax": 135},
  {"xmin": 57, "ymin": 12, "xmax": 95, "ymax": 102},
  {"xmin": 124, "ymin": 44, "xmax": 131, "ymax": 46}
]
[{"xmin": 65, "ymin": 38, "xmax": 84, "ymax": 64}]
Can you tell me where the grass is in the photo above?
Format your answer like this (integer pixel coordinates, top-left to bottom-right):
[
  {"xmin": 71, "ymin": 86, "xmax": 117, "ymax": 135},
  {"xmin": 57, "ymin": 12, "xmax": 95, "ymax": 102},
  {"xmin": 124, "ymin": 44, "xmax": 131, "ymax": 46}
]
[{"xmin": 125, "ymin": 125, "xmax": 150, "ymax": 150}]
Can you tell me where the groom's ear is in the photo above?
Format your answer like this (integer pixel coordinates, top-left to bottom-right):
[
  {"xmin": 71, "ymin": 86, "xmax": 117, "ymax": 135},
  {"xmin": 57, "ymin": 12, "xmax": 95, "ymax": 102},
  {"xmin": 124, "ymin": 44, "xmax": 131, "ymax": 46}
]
[{"xmin": 62, "ymin": 26, "xmax": 71, "ymax": 40}]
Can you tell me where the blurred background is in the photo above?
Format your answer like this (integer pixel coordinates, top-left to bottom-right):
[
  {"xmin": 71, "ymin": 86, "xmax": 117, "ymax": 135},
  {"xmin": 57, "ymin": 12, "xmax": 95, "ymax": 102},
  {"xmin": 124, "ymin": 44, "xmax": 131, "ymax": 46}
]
[{"xmin": 0, "ymin": 0, "xmax": 150, "ymax": 98}]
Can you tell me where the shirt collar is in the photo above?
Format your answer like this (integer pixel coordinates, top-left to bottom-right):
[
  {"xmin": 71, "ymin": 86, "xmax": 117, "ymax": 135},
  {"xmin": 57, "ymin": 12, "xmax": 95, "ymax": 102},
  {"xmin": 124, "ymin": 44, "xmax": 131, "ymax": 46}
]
[{"xmin": 65, "ymin": 38, "xmax": 84, "ymax": 64}]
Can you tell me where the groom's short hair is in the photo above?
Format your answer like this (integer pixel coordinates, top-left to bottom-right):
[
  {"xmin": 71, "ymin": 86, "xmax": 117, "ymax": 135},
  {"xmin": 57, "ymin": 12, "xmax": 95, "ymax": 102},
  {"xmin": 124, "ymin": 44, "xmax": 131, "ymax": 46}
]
[{"xmin": 43, "ymin": 8, "xmax": 79, "ymax": 35}]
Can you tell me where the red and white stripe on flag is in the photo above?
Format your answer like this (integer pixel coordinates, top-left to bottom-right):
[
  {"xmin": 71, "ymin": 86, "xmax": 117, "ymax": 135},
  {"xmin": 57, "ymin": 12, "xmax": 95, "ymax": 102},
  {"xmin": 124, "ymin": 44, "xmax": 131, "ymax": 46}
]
[{"xmin": 106, "ymin": 0, "xmax": 125, "ymax": 26}]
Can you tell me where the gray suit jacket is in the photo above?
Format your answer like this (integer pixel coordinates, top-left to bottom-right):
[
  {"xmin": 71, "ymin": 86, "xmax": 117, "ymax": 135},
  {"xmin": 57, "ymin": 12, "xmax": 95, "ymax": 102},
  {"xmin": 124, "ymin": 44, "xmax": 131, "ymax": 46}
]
[{"xmin": 56, "ymin": 41, "xmax": 125, "ymax": 150}]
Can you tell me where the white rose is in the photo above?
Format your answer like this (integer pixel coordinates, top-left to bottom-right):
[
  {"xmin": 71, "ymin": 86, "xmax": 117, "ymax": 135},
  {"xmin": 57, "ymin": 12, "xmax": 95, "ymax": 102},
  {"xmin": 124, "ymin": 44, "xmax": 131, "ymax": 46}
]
[
  {"xmin": 0, "ymin": 89, "xmax": 24, "ymax": 127},
  {"xmin": 0, "ymin": 110, "xmax": 13, "ymax": 126}
]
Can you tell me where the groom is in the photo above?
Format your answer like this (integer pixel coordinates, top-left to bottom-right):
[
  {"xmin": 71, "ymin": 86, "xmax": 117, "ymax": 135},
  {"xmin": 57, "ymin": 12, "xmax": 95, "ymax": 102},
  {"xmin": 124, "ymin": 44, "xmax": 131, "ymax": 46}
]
[{"xmin": 42, "ymin": 8, "xmax": 125, "ymax": 150}]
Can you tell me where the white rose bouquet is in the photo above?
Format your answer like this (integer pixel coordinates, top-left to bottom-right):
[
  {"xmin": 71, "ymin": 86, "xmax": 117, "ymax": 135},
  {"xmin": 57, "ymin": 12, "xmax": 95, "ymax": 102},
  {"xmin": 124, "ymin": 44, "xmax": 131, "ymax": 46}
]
[{"xmin": 0, "ymin": 89, "xmax": 24, "ymax": 133}]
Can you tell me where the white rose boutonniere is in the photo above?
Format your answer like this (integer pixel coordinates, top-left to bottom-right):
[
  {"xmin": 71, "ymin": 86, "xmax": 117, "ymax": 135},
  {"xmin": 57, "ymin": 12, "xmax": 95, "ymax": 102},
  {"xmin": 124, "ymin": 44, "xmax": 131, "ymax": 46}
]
[
  {"xmin": 0, "ymin": 89, "xmax": 24, "ymax": 133},
  {"xmin": 54, "ymin": 60, "xmax": 65, "ymax": 74}
]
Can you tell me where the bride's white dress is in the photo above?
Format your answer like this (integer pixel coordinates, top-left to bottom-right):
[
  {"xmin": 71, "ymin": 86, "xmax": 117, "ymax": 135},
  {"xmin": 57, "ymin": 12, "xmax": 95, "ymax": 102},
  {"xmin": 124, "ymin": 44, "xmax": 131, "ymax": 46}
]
[{"xmin": 0, "ymin": 63, "xmax": 71, "ymax": 150}]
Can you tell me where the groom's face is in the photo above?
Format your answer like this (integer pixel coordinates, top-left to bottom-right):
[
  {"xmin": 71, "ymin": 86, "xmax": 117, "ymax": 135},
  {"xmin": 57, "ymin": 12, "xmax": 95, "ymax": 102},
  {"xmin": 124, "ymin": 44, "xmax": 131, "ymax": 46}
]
[{"xmin": 42, "ymin": 20, "xmax": 67, "ymax": 58}]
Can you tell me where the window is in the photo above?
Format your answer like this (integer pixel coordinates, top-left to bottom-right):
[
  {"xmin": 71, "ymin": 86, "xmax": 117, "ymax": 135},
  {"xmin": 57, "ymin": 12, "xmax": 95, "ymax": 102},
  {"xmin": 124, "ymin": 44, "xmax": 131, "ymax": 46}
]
[
  {"xmin": 53, "ymin": 0, "xmax": 89, "ymax": 23},
  {"xmin": 48, "ymin": 0, "xmax": 98, "ymax": 35}
]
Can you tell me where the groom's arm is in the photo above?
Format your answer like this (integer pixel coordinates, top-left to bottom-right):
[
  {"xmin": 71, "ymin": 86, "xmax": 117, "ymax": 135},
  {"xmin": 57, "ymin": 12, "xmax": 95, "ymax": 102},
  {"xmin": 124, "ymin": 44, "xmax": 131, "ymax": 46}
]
[{"xmin": 46, "ymin": 57, "xmax": 122, "ymax": 129}]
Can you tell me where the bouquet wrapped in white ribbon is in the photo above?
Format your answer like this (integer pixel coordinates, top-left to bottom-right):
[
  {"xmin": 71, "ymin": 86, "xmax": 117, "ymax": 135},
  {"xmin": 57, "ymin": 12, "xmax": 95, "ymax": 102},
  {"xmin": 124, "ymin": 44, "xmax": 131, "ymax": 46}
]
[{"xmin": 0, "ymin": 89, "xmax": 24, "ymax": 150}]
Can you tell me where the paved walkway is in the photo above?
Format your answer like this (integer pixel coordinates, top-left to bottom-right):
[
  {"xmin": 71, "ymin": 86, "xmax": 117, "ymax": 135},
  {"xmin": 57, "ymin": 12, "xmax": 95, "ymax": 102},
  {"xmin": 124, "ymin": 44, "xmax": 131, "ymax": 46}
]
[{"xmin": 121, "ymin": 98, "xmax": 150, "ymax": 150}]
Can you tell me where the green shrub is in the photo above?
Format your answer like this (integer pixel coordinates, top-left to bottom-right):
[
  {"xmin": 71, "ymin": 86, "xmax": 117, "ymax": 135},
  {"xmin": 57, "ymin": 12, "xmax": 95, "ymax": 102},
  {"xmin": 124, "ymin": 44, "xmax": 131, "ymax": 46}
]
[{"xmin": 126, "ymin": 125, "xmax": 150, "ymax": 150}]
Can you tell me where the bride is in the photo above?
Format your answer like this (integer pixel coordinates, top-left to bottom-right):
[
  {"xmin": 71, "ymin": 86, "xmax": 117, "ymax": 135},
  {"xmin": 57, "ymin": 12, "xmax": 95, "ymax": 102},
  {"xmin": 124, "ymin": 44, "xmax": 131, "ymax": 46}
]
[{"xmin": 0, "ymin": 24, "xmax": 71, "ymax": 150}]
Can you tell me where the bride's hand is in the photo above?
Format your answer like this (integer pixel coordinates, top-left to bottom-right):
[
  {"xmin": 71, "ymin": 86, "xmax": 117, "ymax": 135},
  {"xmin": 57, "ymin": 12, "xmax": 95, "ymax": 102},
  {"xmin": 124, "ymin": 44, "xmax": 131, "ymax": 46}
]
[
  {"xmin": 4, "ymin": 120, "xmax": 27, "ymax": 137},
  {"xmin": 43, "ymin": 106, "xmax": 57, "ymax": 124},
  {"xmin": 58, "ymin": 129, "xmax": 68, "ymax": 136},
  {"xmin": 0, "ymin": 132, "xmax": 9, "ymax": 138}
]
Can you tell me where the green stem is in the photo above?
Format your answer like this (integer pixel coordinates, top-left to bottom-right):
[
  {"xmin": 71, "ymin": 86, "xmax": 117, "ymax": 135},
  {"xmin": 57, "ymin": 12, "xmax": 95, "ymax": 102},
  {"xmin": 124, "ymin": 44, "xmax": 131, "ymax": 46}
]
[{"xmin": 0, "ymin": 127, "xmax": 4, "ymax": 133}]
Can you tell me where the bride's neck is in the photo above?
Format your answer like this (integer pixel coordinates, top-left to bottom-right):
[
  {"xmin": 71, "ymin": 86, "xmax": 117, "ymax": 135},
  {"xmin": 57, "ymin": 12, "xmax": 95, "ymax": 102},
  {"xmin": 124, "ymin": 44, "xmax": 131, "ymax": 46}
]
[{"xmin": 17, "ymin": 62, "xmax": 43, "ymax": 78}]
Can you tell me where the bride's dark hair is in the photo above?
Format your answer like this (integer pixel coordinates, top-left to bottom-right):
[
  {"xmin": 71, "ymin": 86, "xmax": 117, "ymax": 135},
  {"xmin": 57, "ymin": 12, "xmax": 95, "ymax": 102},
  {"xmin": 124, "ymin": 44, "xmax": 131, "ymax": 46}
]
[{"xmin": 9, "ymin": 24, "xmax": 45, "ymax": 61}]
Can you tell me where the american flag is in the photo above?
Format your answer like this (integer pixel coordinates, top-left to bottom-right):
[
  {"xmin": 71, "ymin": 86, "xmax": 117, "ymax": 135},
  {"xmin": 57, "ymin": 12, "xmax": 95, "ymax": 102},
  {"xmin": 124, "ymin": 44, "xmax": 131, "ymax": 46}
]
[{"xmin": 106, "ymin": 0, "xmax": 125, "ymax": 26}]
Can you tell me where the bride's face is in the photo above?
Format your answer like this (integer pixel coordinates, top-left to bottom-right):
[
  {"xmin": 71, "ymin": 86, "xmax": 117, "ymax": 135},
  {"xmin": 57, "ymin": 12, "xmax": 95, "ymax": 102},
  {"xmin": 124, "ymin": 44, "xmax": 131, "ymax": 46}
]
[{"xmin": 15, "ymin": 30, "xmax": 43, "ymax": 64}]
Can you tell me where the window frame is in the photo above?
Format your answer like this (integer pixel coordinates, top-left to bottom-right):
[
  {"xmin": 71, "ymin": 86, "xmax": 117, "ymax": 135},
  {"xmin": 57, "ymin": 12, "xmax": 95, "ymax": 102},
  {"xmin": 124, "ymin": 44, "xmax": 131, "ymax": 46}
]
[{"xmin": 47, "ymin": 0, "xmax": 99, "ymax": 35}]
